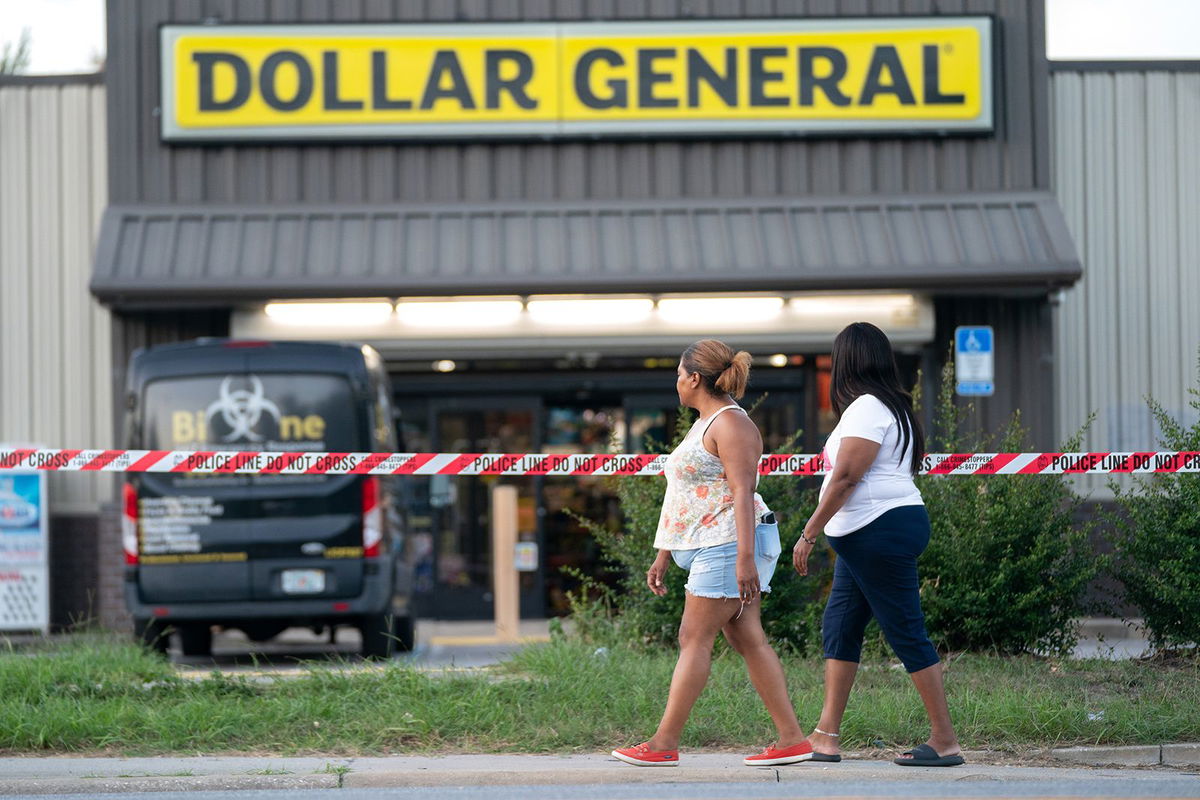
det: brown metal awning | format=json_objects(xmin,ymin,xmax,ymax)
[{"xmin": 91, "ymin": 191, "xmax": 1081, "ymax": 307}]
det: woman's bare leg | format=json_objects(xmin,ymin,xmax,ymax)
[
  {"xmin": 898, "ymin": 663, "xmax": 961, "ymax": 758},
  {"xmin": 806, "ymin": 658, "xmax": 859, "ymax": 757},
  {"xmin": 722, "ymin": 601, "xmax": 805, "ymax": 747},
  {"xmin": 647, "ymin": 594, "xmax": 740, "ymax": 750}
]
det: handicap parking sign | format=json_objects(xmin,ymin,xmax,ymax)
[{"xmin": 955, "ymin": 326, "xmax": 994, "ymax": 396}]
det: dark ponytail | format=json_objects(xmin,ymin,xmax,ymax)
[{"xmin": 829, "ymin": 322, "xmax": 924, "ymax": 474}]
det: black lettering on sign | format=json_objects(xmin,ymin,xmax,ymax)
[
  {"xmin": 638, "ymin": 48, "xmax": 678, "ymax": 109},
  {"xmin": 748, "ymin": 47, "xmax": 789, "ymax": 107},
  {"xmin": 486, "ymin": 49, "xmax": 536, "ymax": 110},
  {"xmin": 371, "ymin": 50, "xmax": 413, "ymax": 110},
  {"xmin": 323, "ymin": 51, "xmax": 363, "ymax": 110},
  {"xmin": 687, "ymin": 48, "xmax": 737, "ymax": 108},
  {"xmin": 260, "ymin": 51, "xmax": 314, "ymax": 111},
  {"xmin": 194, "ymin": 52, "xmax": 251, "ymax": 111},
  {"xmin": 798, "ymin": 47, "xmax": 851, "ymax": 107},
  {"xmin": 923, "ymin": 44, "xmax": 965, "ymax": 105},
  {"xmin": 420, "ymin": 50, "xmax": 476, "ymax": 110},
  {"xmin": 574, "ymin": 48, "xmax": 627, "ymax": 109},
  {"xmin": 859, "ymin": 45, "xmax": 916, "ymax": 106}
]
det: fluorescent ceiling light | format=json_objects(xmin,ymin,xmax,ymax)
[
  {"xmin": 527, "ymin": 296, "xmax": 654, "ymax": 326},
  {"xmin": 789, "ymin": 294, "xmax": 916, "ymax": 316},
  {"xmin": 396, "ymin": 297, "xmax": 523, "ymax": 328},
  {"xmin": 264, "ymin": 300, "xmax": 393, "ymax": 326},
  {"xmin": 657, "ymin": 296, "xmax": 784, "ymax": 324}
]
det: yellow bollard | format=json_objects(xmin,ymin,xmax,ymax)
[{"xmin": 490, "ymin": 483, "xmax": 520, "ymax": 643}]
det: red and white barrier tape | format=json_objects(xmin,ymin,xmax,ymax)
[{"xmin": 2, "ymin": 449, "xmax": 1198, "ymax": 476}]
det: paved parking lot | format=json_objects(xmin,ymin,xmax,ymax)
[{"xmin": 168, "ymin": 619, "xmax": 553, "ymax": 676}]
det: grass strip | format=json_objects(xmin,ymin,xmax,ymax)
[{"xmin": 0, "ymin": 634, "xmax": 1196, "ymax": 755}]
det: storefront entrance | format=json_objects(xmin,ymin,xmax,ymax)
[{"xmin": 394, "ymin": 362, "xmax": 805, "ymax": 620}]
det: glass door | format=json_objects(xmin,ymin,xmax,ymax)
[
  {"xmin": 539, "ymin": 397, "xmax": 626, "ymax": 614},
  {"xmin": 420, "ymin": 396, "xmax": 544, "ymax": 619}
]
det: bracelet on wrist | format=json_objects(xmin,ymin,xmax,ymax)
[{"xmin": 800, "ymin": 532, "xmax": 818, "ymax": 545}]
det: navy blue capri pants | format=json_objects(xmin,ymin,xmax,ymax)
[{"xmin": 822, "ymin": 505, "xmax": 940, "ymax": 674}]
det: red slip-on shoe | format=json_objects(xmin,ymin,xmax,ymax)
[
  {"xmin": 611, "ymin": 742, "xmax": 679, "ymax": 766},
  {"xmin": 744, "ymin": 740, "xmax": 814, "ymax": 766}
]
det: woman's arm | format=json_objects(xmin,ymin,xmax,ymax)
[
  {"xmin": 710, "ymin": 415, "xmax": 764, "ymax": 602},
  {"xmin": 793, "ymin": 436, "xmax": 880, "ymax": 576}
]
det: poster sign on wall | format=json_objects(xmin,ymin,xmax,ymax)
[
  {"xmin": 160, "ymin": 17, "xmax": 994, "ymax": 141},
  {"xmin": 0, "ymin": 462, "xmax": 50, "ymax": 633},
  {"xmin": 955, "ymin": 326, "xmax": 996, "ymax": 397}
]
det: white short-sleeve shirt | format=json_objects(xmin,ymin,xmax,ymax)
[{"xmin": 819, "ymin": 394, "xmax": 924, "ymax": 537}]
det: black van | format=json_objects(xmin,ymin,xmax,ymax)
[{"xmin": 122, "ymin": 339, "xmax": 414, "ymax": 658}]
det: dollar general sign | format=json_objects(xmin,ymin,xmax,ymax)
[{"xmin": 160, "ymin": 19, "xmax": 994, "ymax": 141}]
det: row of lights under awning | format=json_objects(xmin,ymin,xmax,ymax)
[
  {"xmin": 236, "ymin": 291, "xmax": 935, "ymax": 364},
  {"xmin": 262, "ymin": 293, "xmax": 922, "ymax": 329},
  {"xmin": 424, "ymin": 353, "xmax": 800, "ymax": 374}
]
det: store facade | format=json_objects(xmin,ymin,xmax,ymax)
[{"xmin": 88, "ymin": 0, "xmax": 1080, "ymax": 620}]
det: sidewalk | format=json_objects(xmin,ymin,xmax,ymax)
[{"xmin": 0, "ymin": 751, "xmax": 1196, "ymax": 795}]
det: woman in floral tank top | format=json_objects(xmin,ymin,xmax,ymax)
[{"xmin": 612, "ymin": 340, "xmax": 814, "ymax": 769}]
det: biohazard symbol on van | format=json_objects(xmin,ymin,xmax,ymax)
[{"xmin": 206, "ymin": 376, "xmax": 282, "ymax": 443}]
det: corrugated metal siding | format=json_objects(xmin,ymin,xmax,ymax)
[
  {"xmin": 1052, "ymin": 69, "xmax": 1200, "ymax": 492},
  {"xmin": 0, "ymin": 81, "xmax": 112, "ymax": 512},
  {"xmin": 106, "ymin": 0, "xmax": 1051, "ymax": 205}
]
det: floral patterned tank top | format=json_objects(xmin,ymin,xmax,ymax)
[{"xmin": 653, "ymin": 404, "xmax": 769, "ymax": 551}]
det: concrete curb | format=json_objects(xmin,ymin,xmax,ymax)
[
  {"xmin": 1049, "ymin": 743, "xmax": 1200, "ymax": 768},
  {"xmin": 1163, "ymin": 743, "xmax": 1200, "ymax": 767}
]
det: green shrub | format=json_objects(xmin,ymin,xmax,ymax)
[
  {"xmin": 567, "ymin": 406, "xmax": 830, "ymax": 654},
  {"xmin": 1107, "ymin": 352, "xmax": 1200, "ymax": 652},
  {"xmin": 916, "ymin": 360, "xmax": 1102, "ymax": 656}
]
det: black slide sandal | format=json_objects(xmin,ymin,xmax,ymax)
[
  {"xmin": 810, "ymin": 752, "xmax": 842, "ymax": 763},
  {"xmin": 894, "ymin": 743, "xmax": 965, "ymax": 767}
]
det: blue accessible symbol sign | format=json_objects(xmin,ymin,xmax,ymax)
[{"xmin": 955, "ymin": 326, "xmax": 994, "ymax": 397}]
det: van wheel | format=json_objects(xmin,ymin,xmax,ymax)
[
  {"xmin": 359, "ymin": 613, "xmax": 395, "ymax": 659},
  {"xmin": 393, "ymin": 614, "xmax": 415, "ymax": 653},
  {"xmin": 179, "ymin": 624, "xmax": 213, "ymax": 657},
  {"xmin": 134, "ymin": 618, "xmax": 170, "ymax": 656}
]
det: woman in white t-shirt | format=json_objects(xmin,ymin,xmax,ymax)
[{"xmin": 792, "ymin": 322, "xmax": 964, "ymax": 768}]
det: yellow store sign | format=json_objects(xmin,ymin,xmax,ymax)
[{"xmin": 160, "ymin": 18, "xmax": 993, "ymax": 141}]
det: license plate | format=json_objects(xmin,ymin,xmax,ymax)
[{"xmin": 281, "ymin": 569, "xmax": 325, "ymax": 594}]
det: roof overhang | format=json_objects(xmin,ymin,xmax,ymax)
[{"xmin": 91, "ymin": 191, "xmax": 1082, "ymax": 308}]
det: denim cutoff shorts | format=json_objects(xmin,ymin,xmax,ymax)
[{"xmin": 670, "ymin": 521, "xmax": 782, "ymax": 599}]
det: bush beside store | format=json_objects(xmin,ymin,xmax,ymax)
[
  {"xmin": 916, "ymin": 363, "xmax": 1101, "ymax": 657},
  {"xmin": 1107, "ymin": 354, "xmax": 1200, "ymax": 652}
]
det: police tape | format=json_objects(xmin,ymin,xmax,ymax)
[{"xmin": 1, "ymin": 449, "xmax": 1199, "ymax": 476}]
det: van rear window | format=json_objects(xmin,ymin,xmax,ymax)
[{"xmin": 143, "ymin": 374, "xmax": 361, "ymax": 452}]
